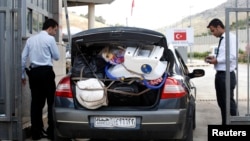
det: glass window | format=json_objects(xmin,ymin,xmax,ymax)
[
  {"xmin": 14, "ymin": 12, "xmax": 18, "ymax": 31},
  {"xmin": 48, "ymin": 0, "xmax": 52, "ymax": 12},
  {"xmin": 32, "ymin": 0, "xmax": 37, "ymax": 6},
  {"xmin": 44, "ymin": 0, "xmax": 48, "ymax": 11},
  {"xmin": 0, "ymin": 12, "xmax": 6, "ymax": 116},
  {"xmin": 38, "ymin": 0, "xmax": 43, "ymax": 9},
  {"xmin": 38, "ymin": 14, "xmax": 44, "ymax": 31},
  {"xmin": 26, "ymin": 0, "xmax": 52, "ymax": 34},
  {"xmin": 175, "ymin": 49, "xmax": 189, "ymax": 75},
  {"xmin": 14, "ymin": 0, "xmax": 18, "ymax": 8},
  {"xmin": 27, "ymin": 9, "xmax": 32, "ymax": 34},
  {"xmin": 0, "ymin": 1, "xmax": 7, "ymax": 6},
  {"xmin": 32, "ymin": 11, "xmax": 38, "ymax": 33}
]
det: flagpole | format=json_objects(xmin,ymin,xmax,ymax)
[
  {"xmin": 130, "ymin": 0, "xmax": 134, "ymax": 27},
  {"xmin": 126, "ymin": 17, "xmax": 128, "ymax": 26},
  {"xmin": 131, "ymin": 0, "xmax": 134, "ymax": 16}
]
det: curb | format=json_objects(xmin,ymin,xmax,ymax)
[
  {"xmin": 187, "ymin": 63, "xmax": 210, "ymax": 67},
  {"xmin": 186, "ymin": 59, "xmax": 210, "ymax": 67}
]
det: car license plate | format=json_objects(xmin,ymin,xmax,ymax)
[{"xmin": 94, "ymin": 116, "xmax": 136, "ymax": 128}]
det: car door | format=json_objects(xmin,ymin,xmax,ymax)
[{"xmin": 174, "ymin": 49, "xmax": 196, "ymax": 98}]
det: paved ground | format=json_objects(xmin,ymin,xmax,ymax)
[
  {"xmin": 187, "ymin": 60, "xmax": 220, "ymax": 141},
  {"xmin": 189, "ymin": 59, "xmax": 250, "ymax": 141},
  {"xmin": 25, "ymin": 59, "xmax": 250, "ymax": 141}
]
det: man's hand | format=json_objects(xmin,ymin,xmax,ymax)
[
  {"xmin": 22, "ymin": 78, "xmax": 26, "ymax": 85},
  {"xmin": 205, "ymin": 56, "xmax": 217, "ymax": 64}
]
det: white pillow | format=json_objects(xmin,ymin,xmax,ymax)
[{"xmin": 75, "ymin": 78, "xmax": 108, "ymax": 109}]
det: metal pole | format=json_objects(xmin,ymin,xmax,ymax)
[
  {"xmin": 17, "ymin": 0, "xmax": 23, "ymax": 140},
  {"xmin": 189, "ymin": 5, "xmax": 193, "ymax": 27},
  {"xmin": 189, "ymin": 6, "xmax": 193, "ymax": 63},
  {"xmin": 126, "ymin": 17, "xmax": 128, "ymax": 26},
  {"xmin": 190, "ymin": 45, "xmax": 192, "ymax": 63},
  {"xmin": 247, "ymin": 0, "xmax": 250, "ymax": 117},
  {"xmin": 225, "ymin": 7, "xmax": 230, "ymax": 125},
  {"xmin": 63, "ymin": 0, "xmax": 71, "ymax": 51}
]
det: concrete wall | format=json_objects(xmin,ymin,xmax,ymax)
[{"xmin": 189, "ymin": 29, "xmax": 250, "ymax": 53}]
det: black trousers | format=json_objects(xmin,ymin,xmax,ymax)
[
  {"xmin": 27, "ymin": 66, "xmax": 55, "ymax": 137},
  {"xmin": 215, "ymin": 71, "xmax": 237, "ymax": 125}
]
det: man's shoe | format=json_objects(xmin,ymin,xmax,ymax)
[
  {"xmin": 46, "ymin": 127, "xmax": 54, "ymax": 140},
  {"xmin": 32, "ymin": 136, "xmax": 42, "ymax": 140},
  {"xmin": 47, "ymin": 135, "xmax": 54, "ymax": 140},
  {"xmin": 41, "ymin": 128, "xmax": 48, "ymax": 137},
  {"xmin": 32, "ymin": 130, "xmax": 47, "ymax": 140},
  {"xmin": 46, "ymin": 131, "xmax": 54, "ymax": 140}
]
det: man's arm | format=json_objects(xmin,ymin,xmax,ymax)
[
  {"xmin": 50, "ymin": 38, "xmax": 60, "ymax": 61},
  {"xmin": 21, "ymin": 42, "xmax": 29, "ymax": 85}
]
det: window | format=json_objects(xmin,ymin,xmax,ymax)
[
  {"xmin": 44, "ymin": 0, "xmax": 48, "ymax": 11},
  {"xmin": 175, "ymin": 49, "xmax": 189, "ymax": 75},
  {"xmin": 32, "ymin": 0, "xmax": 37, "ymax": 6},
  {"xmin": 27, "ymin": 9, "xmax": 32, "ymax": 34},
  {"xmin": 26, "ymin": 0, "xmax": 53, "ymax": 35},
  {"xmin": 32, "ymin": 11, "xmax": 38, "ymax": 33},
  {"xmin": 38, "ymin": 0, "xmax": 43, "ymax": 8},
  {"xmin": 38, "ymin": 14, "xmax": 44, "ymax": 31}
]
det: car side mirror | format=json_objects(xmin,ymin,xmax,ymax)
[{"xmin": 188, "ymin": 69, "xmax": 205, "ymax": 78}]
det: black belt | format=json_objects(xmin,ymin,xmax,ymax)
[
  {"xmin": 216, "ymin": 71, "xmax": 234, "ymax": 74},
  {"xmin": 30, "ymin": 65, "xmax": 52, "ymax": 70}
]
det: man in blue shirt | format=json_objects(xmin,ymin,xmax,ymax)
[{"xmin": 21, "ymin": 18, "xmax": 60, "ymax": 140}]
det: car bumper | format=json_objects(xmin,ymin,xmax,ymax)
[{"xmin": 54, "ymin": 108, "xmax": 187, "ymax": 140}]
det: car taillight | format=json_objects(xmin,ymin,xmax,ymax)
[
  {"xmin": 55, "ymin": 75, "xmax": 73, "ymax": 98},
  {"xmin": 161, "ymin": 77, "xmax": 187, "ymax": 99}
]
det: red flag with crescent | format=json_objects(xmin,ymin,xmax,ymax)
[
  {"xmin": 174, "ymin": 32, "xmax": 187, "ymax": 40},
  {"xmin": 131, "ymin": 0, "xmax": 135, "ymax": 16}
]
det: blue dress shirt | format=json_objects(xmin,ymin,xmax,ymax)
[{"xmin": 21, "ymin": 31, "xmax": 60, "ymax": 79}]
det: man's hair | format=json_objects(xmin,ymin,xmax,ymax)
[
  {"xmin": 207, "ymin": 18, "xmax": 224, "ymax": 29},
  {"xmin": 42, "ymin": 18, "xmax": 58, "ymax": 30}
]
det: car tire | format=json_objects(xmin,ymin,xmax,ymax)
[
  {"xmin": 190, "ymin": 95, "xmax": 196, "ymax": 130},
  {"xmin": 184, "ymin": 118, "xmax": 193, "ymax": 141},
  {"xmin": 183, "ymin": 99, "xmax": 195, "ymax": 141},
  {"xmin": 193, "ymin": 108, "xmax": 196, "ymax": 130},
  {"xmin": 54, "ymin": 131, "xmax": 72, "ymax": 141}
]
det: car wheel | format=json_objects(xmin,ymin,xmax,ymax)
[
  {"xmin": 54, "ymin": 131, "xmax": 72, "ymax": 141},
  {"xmin": 54, "ymin": 135, "xmax": 72, "ymax": 141},
  {"xmin": 190, "ymin": 95, "xmax": 196, "ymax": 130},
  {"xmin": 193, "ymin": 106, "xmax": 196, "ymax": 130},
  {"xmin": 183, "ymin": 99, "xmax": 195, "ymax": 141},
  {"xmin": 183, "ymin": 115, "xmax": 194, "ymax": 141}
]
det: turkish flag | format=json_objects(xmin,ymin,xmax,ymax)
[
  {"xmin": 131, "ymin": 0, "xmax": 135, "ymax": 16},
  {"xmin": 174, "ymin": 32, "xmax": 187, "ymax": 40}
]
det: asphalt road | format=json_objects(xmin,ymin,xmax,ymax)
[{"xmin": 190, "ymin": 61, "xmax": 250, "ymax": 141}]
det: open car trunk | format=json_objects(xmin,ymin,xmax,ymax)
[{"xmin": 69, "ymin": 27, "xmax": 169, "ymax": 109}]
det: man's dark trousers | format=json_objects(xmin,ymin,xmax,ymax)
[
  {"xmin": 215, "ymin": 71, "xmax": 237, "ymax": 125},
  {"xmin": 28, "ymin": 66, "xmax": 55, "ymax": 138}
]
